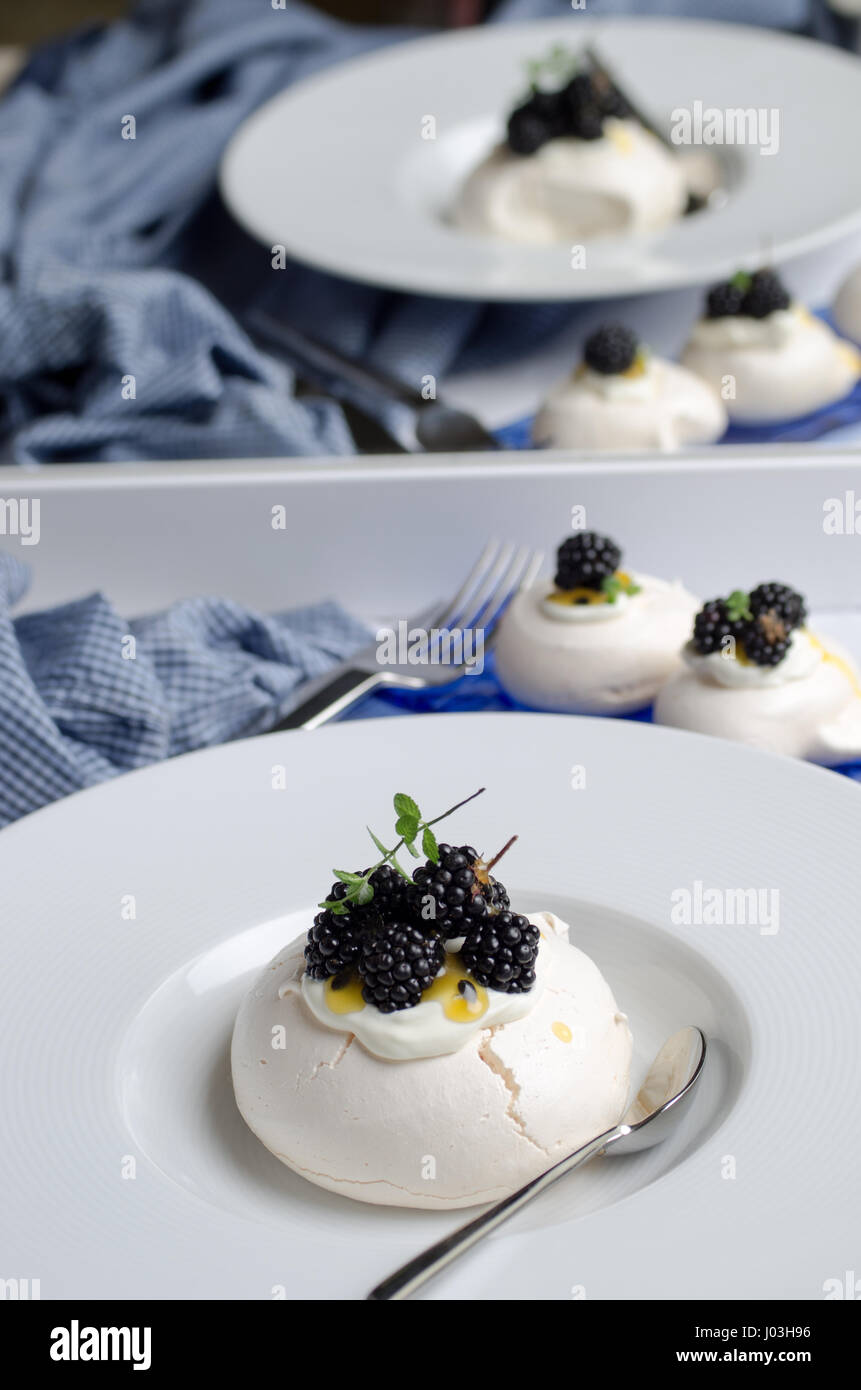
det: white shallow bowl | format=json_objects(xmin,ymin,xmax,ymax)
[
  {"xmin": 220, "ymin": 18, "xmax": 861, "ymax": 301},
  {"xmin": 0, "ymin": 713, "xmax": 859, "ymax": 1300}
]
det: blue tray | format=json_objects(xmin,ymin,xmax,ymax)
[{"xmin": 342, "ymin": 651, "xmax": 861, "ymax": 785}]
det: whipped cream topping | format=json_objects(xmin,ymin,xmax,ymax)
[
  {"xmin": 541, "ymin": 588, "xmax": 632, "ymax": 623},
  {"xmin": 578, "ymin": 361, "xmax": 657, "ymax": 403},
  {"xmin": 688, "ymin": 306, "xmax": 802, "ymax": 351},
  {"xmin": 684, "ymin": 628, "xmax": 823, "ymax": 689},
  {"xmin": 532, "ymin": 357, "xmax": 727, "ymax": 452},
  {"xmin": 295, "ymin": 912, "xmax": 561, "ymax": 1062},
  {"xmin": 452, "ymin": 118, "xmax": 686, "ymax": 245}
]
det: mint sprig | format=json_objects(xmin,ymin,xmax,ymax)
[
  {"xmin": 525, "ymin": 43, "xmax": 579, "ymax": 94},
  {"xmin": 726, "ymin": 589, "xmax": 752, "ymax": 623},
  {"xmin": 601, "ymin": 573, "xmax": 643, "ymax": 604},
  {"xmin": 319, "ymin": 788, "xmax": 485, "ymax": 916},
  {"xmin": 730, "ymin": 271, "xmax": 753, "ymax": 292}
]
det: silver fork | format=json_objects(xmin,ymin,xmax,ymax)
[
  {"xmin": 247, "ymin": 312, "xmax": 500, "ymax": 453},
  {"xmin": 266, "ymin": 541, "xmax": 543, "ymax": 732}
]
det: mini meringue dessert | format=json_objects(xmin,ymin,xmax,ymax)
[
  {"xmin": 494, "ymin": 531, "xmax": 699, "ymax": 715},
  {"xmin": 654, "ymin": 583, "xmax": 861, "ymax": 764},
  {"xmin": 833, "ymin": 261, "xmax": 861, "ymax": 344},
  {"xmin": 533, "ymin": 323, "xmax": 727, "ymax": 451},
  {"xmin": 232, "ymin": 790, "xmax": 632, "ymax": 1209},
  {"xmin": 452, "ymin": 59, "xmax": 688, "ymax": 245},
  {"xmin": 681, "ymin": 269, "xmax": 861, "ymax": 423}
]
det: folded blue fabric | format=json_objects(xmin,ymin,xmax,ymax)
[
  {"xmin": 0, "ymin": 552, "xmax": 369, "ymax": 825},
  {"xmin": 0, "ymin": 0, "xmax": 808, "ymax": 464}
]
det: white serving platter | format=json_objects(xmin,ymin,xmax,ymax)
[{"xmin": 0, "ymin": 448, "xmax": 859, "ymax": 622}]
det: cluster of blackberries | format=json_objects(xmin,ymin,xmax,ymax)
[
  {"xmin": 305, "ymin": 843, "xmax": 539, "ymax": 1012},
  {"xmin": 554, "ymin": 530, "xmax": 622, "ymax": 592},
  {"xmin": 706, "ymin": 269, "xmax": 791, "ymax": 321},
  {"xmin": 691, "ymin": 583, "xmax": 807, "ymax": 667},
  {"xmin": 507, "ymin": 69, "xmax": 631, "ymax": 156}
]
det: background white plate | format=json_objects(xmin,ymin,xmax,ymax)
[
  {"xmin": 220, "ymin": 18, "xmax": 861, "ymax": 301},
  {"xmin": 1, "ymin": 713, "xmax": 859, "ymax": 1299}
]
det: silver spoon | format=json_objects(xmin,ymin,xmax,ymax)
[{"xmin": 367, "ymin": 1025, "xmax": 706, "ymax": 1301}]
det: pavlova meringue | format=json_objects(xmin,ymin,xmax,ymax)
[
  {"xmin": 833, "ymin": 261, "xmax": 861, "ymax": 344},
  {"xmin": 533, "ymin": 323, "xmax": 727, "ymax": 451},
  {"xmin": 494, "ymin": 530, "xmax": 699, "ymax": 714},
  {"xmin": 681, "ymin": 269, "xmax": 861, "ymax": 423},
  {"xmin": 232, "ymin": 795, "xmax": 632, "ymax": 1209},
  {"xmin": 654, "ymin": 582, "xmax": 861, "ymax": 764}
]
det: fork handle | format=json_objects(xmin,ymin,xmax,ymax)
[
  {"xmin": 268, "ymin": 667, "xmax": 384, "ymax": 732},
  {"xmin": 367, "ymin": 1124, "xmax": 624, "ymax": 1301}
]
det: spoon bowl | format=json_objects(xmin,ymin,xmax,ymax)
[
  {"xmin": 368, "ymin": 1026, "xmax": 707, "ymax": 1300},
  {"xmin": 614, "ymin": 1024, "xmax": 707, "ymax": 1154}
]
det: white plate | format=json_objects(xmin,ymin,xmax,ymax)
[
  {"xmin": 220, "ymin": 18, "xmax": 861, "ymax": 302},
  {"xmin": 1, "ymin": 712, "xmax": 859, "ymax": 1299}
]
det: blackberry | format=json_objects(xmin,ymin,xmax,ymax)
[
  {"xmin": 358, "ymin": 921, "xmax": 445, "ymax": 1012},
  {"xmin": 591, "ymin": 72, "xmax": 631, "ymax": 120},
  {"xmin": 530, "ymin": 88, "xmax": 568, "ymax": 129},
  {"xmin": 407, "ymin": 842, "xmax": 511, "ymax": 938},
  {"xmin": 739, "ymin": 611, "xmax": 793, "ymax": 666},
  {"xmin": 562, "ymin": 73, "xmax": 605, "ymax": 139},
  {"xmin": 748, "ymin": 582, "xmax": 806, "ymax": 631},
  {"xmin": 563, "ymin": 72, "xmax": 596, "ymax": 115},
  {"xmin": 554, "ymin": 531, "xmax": 622, "ymax": 592},
  {"xmin": 572, "ymin": 102, "xmax": 604, "ymax": 141},
  {"xmin": 304, "ymin": 863, "xmax": 408, "ymax": 980},
  {"xmin": 691, "ymin": 599, "xmax": 748, "ymax": 658},
  {"xmin": 706, "ymin": 280, "xmax": 746, "ymax": 319},
  {"xmin": 741, "ymin": 269, "xmax": 791, "ymax": 320},
  {"xmin": 507, "ymin": 90, "xmax": 565, "ymax": 155},
  {"xmin": 507, "ymin": 102, "xmax": 552, "ymax": 156},
  {"xmin": 461, "ymin": 911, "xmax": 541, "ymax": 994},
  {"xmin": 583, "ymin": 323, "xmax": 639, "ymax": 375},
  {"xmin": 304, "ymin": 909, "xmax": 365, "ymax": 981}
]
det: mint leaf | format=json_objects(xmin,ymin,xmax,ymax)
[
  {"xmin": 422, "ymin": 826, "xmax": 439, "ymax": 863},
  {"xmin": 393, "ymin": 792, "xmax": 420, "ymax": 822},
  {"xmin": 347, "ymin": 879, "xmax": 374, "ymax": 906},
  {"xmin": 601, "ymin": 575, "xmax": 622, "ymax": 603},
  {"xmin": 730, "ymin": 270, "xmax": 752, "ymax": 291},
  {"xmin": 726, "ymin": 589, "xmax": 752, "ymax": 622},
  {"xmin": 395, "ymin": 813, "xmax": 420, "ymax": 843},
  {"xmin": 367, "ymin": 827, "xmax": 389, "ymax": 859},
  {"xmin": 332, "ymin": 869, "xmax": 364, "ymax": 885},
  {"xmin": 404, "ymin": 839, "xmax": 420, "ymax": 859}
]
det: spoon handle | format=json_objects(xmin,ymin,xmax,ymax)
[{"xmin": 367, "ymin": 1123, "xmax": 626, "ymax": 1301}]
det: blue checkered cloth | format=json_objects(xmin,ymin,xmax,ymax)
[
  {"xmin": 0, "ymin": 553, "xmax": 370, "ymax": 825},
  {"xmin": 0, "ymin": 0, "xmax": 810, "ymax": 464}
]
